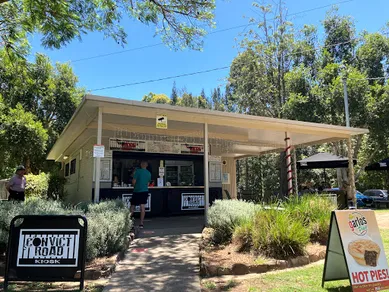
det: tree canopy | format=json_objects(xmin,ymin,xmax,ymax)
[{"xmin": 0, "ymin": 0, "xmax": 216, "ymax": 54}]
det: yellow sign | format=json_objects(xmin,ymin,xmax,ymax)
[
  {"xmin": 322, "ymin": 210, "xmax": 389, "ymax": 291},
  {"xmin": 156, "ymin": 115, "xmax": 167, "ymax": 129}
]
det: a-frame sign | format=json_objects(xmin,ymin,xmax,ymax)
[{"xmin": 322, "ymin": 210, "xmax": 389, "ymax": 291}]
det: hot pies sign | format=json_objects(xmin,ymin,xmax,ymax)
[{"xmin": 322, "ymin": 210, "xmax": 389, "ymax": 292}]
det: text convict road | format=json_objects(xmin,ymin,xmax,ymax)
[{"xmin": 17, "ymin": 229, "xmax": 80, "ymax": 267}]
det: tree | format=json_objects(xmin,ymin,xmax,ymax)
[
  {"xmin": 142, "ymin": 92, "xmax": 170, "ymax": 104},
  {"xmin": 322, "ymin": 7, "xmax": 357, "ymax": 65},
  {"xmin": 180, "ymin": 92, "xmax": 196, "ymax": 107},
  {"xmin": 0, "ymin": 51, "xmax": 84, "ymax": 148},
  {"xmin": 0, "ymin": 103, "xmax": 48, "ymax": 174},
  {"xmin": 170, "ymin": 82, "xmax": 179, "ymax": 105},
  {"xmin": 0, "ymin": 0, "xmax": 216, "ymax": 54}
]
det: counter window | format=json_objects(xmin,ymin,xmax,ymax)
[{"xmin": 112, "ymin": 152, "xmax": 204, "ymax": 187}]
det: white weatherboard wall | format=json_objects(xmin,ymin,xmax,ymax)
[
  {"xmin": 222, "ymin": 157, "xmax": 237, "ymax": 199},
  {"xmin": 64, "ymin": 137, "xmax": 94, "ymax": 204}
]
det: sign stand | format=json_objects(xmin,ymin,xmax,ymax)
[
  {"xmin": 322, "ymin": 212, "xmax": 350, "ymax": 287},
  {"xmin": 4, "ymin": 215, "xmax": 88, "ymax": 291},
  {"xmin": 322, "ymin": 210, "xmax": 389, "ymax": 291}
]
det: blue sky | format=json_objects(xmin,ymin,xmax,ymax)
[{"xmin": 28, "ymin": 0, "xmax": 389, "ymax": 101}]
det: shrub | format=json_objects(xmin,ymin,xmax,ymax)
[
  {"xmin": 0, "ymin": 199, "xmax": 132, "ymax": 261},
  {"xmin": 232, "ymin": 219, "xmax": 253, "ymax": 252},
  {"xmin": 251, "ymin": 209, "xmax": 310, "ymax": 260},
  {"xmin": 86, "ymin": 201, "xmax": 131, "ymax": 261},
  {"xmin": 25, "ymin": 172, "xmax": 49, "ymax": 198},
  {"xmin": 47, "ymin": 173, "xmax": 67, "ymax": 200},
  {"xmin": 284, "ymin": 195, "xmax": 333, "ymax": 244},
  {"xmin": 207, "ymin": 200, "xmax": 259, "ymax": 244}
]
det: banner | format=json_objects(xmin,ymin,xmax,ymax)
[{"xmin": 322, "ymin": 210, "xmax": 389, "ymax": 292}]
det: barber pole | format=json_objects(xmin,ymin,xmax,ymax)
[{"xmin": 285, "ymin": 133, "xmax": 293, "ymax": 196}]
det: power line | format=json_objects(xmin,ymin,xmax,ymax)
[
  {"xmin": 90, "ymin": 34, "xmax": 366, "ymax": 92},
  {"xmin": 72, "ymin": 0, "xmax": 354, "ymax": 64},
  {"xmin": 90, "ymin": 66, "xmax": 230, "ymax": 92}
]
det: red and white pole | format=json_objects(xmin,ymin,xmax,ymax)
[{"xmin": 285, "ymin": 132, "xmax": 293, "ymax": 196}]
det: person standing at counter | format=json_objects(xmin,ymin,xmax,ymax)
[{"xmin": 131, "ymin": 161, "xmax": 151, "ymax": 228}]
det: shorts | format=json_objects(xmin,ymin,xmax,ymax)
[
  {"xmin": 8, "ymin": 190, "xmax": 25, "ymax": 201},
  {"xmin": 131, "ymin": 192, "xmax": 149, "ymax": 206}
]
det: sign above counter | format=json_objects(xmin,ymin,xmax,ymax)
[{"xmin": 109, "ymin": 138, "xmax": 206, "ymax": 155}]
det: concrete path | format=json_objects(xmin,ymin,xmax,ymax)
[{"xmin": 104, "ymin": 216, "xmax": 204, "ymax": 292}]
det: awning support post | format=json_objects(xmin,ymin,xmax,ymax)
[
  {"xmin": 94, "ymin": 107, "xmax": 102, "ymax": 203},
  {"xmin": 347, "ymin": 137, "xmax": 356, "ymax": 207},
  {"xmin": 204, "ymin": 123, "xmax": 209, "ymax": 225},
  {"xmin": 293, "ymin": 148, "xmax": 298, "ymax": 195},
  {"xmin": 285, "ymin": 132, "xmax": 293, "ymax": 196}
]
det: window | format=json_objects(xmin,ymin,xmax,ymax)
[
  {"xmin": 70, "ymin": 158, "xmax": 76, "ymax": 175},
  {"xmin": 65, "ymin": 163, "xmax": 70, "ymax": 177}
]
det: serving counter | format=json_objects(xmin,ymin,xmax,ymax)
[{"xmin": 93, "ymin": 186, "xmax": 222, "ymax": 217}]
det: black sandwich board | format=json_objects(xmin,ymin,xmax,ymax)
[
  {"xmin": 322, "ymin": 210, "xmax": 389, "ymax": 292},
  {"xmin": 4, "ymin": 215, "xmax": 87, "ymax": 291}
]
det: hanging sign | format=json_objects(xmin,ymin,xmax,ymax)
[
  {"xmin": 156, "ymin": 115, "xmax": 168, "ymax": 129},
  {"xmin": 322, "ymin": 210, "xmax": 389, "ymax": 291},
  {"xmin": 93, "ymin": 144, "xmax": 105, "ymax": 158},
  {"xmin": 4, "ymin": 215, "xmax": 87, "ymax": 291}
]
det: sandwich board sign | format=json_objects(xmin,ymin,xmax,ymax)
[
  {"xmin": 322, "ymin": 210, "xmax": 389, "ymax": 291},
  {"xmin": 4, "ymin": 215, "xmax": 87, "ymax": 291},
  {"xmin": 156, "ymin": 115, "xmax": 168, "ymax": 129}
]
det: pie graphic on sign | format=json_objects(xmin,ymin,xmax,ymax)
[{"xmin": 348, "ymin": 239, "xmax": 381, "ymax": 267}]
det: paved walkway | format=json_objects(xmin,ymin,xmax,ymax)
[{"xmin": 104, "ymin": 216, "xmax": 204, "ymax": 292}]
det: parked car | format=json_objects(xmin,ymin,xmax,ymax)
[
  {"xmin": 322, "ymin": 188, "xmax": 373, "ymax": 208},
  {"xmin": 356, "ymin": 191, "xmax": 373, "ymax": 208},
  {"xmin": 363, "ymin": 189, "xmax": 388, "ymax": 202}
]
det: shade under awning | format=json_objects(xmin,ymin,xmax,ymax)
[
  {"xmin": 297, "ymin": 152, "xmax": 357, "ymax": 169},
  {"xmin": 365, "ymin": 158, "xmax": 389, "ymax": 171}
]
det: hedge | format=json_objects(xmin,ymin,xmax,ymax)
[{"xmin": 0, "ymin": 199, "xmax": 132, "ymax": 261}]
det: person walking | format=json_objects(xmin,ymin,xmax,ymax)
[
  {"xmin": 6, "ymin": 165, "xmax": 27, "ymax": 201},
  {"xmin": 131, "ymin": 161, "xmax": 151, "ymax": 228}
]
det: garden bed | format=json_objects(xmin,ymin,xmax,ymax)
[
  {"xmin": 200, "ymin": 240, "xmax": 326, "ymax": 277},
  {"xmin": 202, "ymin": 196, "xmax": 334, "ymax": 278}
]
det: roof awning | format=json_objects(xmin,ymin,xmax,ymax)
[
  {"xmin": 297, "ymin": 152, "xmax": 357, "ymax": 169},
  {"xmin": 47, "ymin": 95, "xmax": 369, "ymax": 161},
  {"xmin": 365, "ymin": 158, "xmax": 389, "ymax": 171}
]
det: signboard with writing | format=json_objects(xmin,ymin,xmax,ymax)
[
  {"xmin": 146, "ymin": 141, "xmax": 181, "ymax": 154},
  {"xmin": 93, "ymin": 144, "xmax": 105, "ymax": 158},
  {"xmin": 181, "ymin": 193, "xmax": 205, "ymax": 210},
  {"xmin": 122, "ymin": 194, "xmax": 151, "ymax": 212},
  {"xmin": 156, "ymin": 115, "xmax": 168, "ymax": 129},
  {"xmin": 181, "ymin": 144, "xmax": 204, "ymax": 155},
  {"xmin": 109, "ymin": 138, "xmax": 146, "ymax": 152},
  {"xmin": 4, "ymin": 215, "xmax": 87, "ymax": 291},
  {"xmin": 322, "ymin": 210, "xmax": 389, "ymax": 291}
]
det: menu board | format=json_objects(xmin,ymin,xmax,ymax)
[
  {"xmin": 109, "ymin": 138, "xmax": 146, "ymax": 152},
  {"xmin": 146, "ymin": 141, "xmax": 181, "ymax": 154},
  {"xmin": 322, "ymin": 210, "xmax": 389, "ymax": 291},
  {"xmin": 93, "ymin": 158, "xmax": 112, "ymax": 182},
  {"xmin": 110, "ymin": 138, "xmax": 205, "ymax": 156},
  {"xmin": 209, "ymin": 161, "xmax": 222, "ymax": 182}
]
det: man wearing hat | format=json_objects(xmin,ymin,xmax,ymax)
[{"xmin": 6, "ymin": 165, "xmax": 27, "ymax": 201}]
